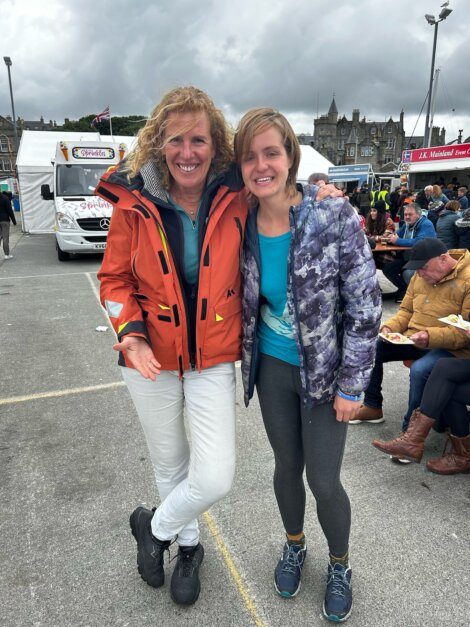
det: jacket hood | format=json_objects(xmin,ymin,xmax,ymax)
[
  {"xmin": 449, "ymin": 249, "xmax": 470, "ymax": 266},
  {"xmin": 455, "ymin": 215, "xmax": 470, "ymax": 230}
]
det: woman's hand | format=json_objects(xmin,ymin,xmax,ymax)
[
  {"xmin": 113, "ymin": 335, "xmax": 161, "ymax": 380},
  {"xmin": 333, "ymin": 394, "xmax": 361, "ymax": 422},
  {"xmin": 316, "ymin": 183, "xmax": 343, "ymax": 200}
]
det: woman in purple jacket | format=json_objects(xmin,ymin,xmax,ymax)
[{"xmin": 234, "ymin": 108, "xmax": 381, "ymax": 623}]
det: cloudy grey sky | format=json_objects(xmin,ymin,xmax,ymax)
[{"xmin": 1, "ymin": 0, "xmax": 469, "ymax": 141}]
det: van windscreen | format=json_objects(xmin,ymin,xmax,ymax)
[{"xmin": 57, "ymin": 164, "xmax": 109, "ymax": 196}]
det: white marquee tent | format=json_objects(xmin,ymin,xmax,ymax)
[
  {"xmin": 16, "ymin": 131, "xmax": 137, "ymax": 233},
  {"xmin": 297, "ymin": 145, "xmax": 334, "ymax": 183},
  {"xmin": 16, "ymin": 132, "xmax": 332, "ymax": 233}
]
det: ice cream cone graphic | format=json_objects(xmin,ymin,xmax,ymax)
[
  {"xmin": 60, "ymin": 141, "xmax": 69, "ymax": 161},
  {"xmin": 119, "ymin": 143, "xmax": 127, "ymax": 160}
]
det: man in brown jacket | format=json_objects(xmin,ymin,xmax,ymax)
[{"xmin": 351, "ymin": 238, "xmax": 470, "ymax": 436}]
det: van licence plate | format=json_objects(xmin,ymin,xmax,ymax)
[{"xmin": 94, "ymin": 243, "xmax": 107, "ymax": 250}]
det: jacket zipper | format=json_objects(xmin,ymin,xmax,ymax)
[
  {"xmin": 288, "ymin": 207, "xmax": 311, "ymax": 404},
  {"xmin": 246, "ymin": 214, "xmax": 261, "ymax": 397}
]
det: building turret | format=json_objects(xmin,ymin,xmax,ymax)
[{"xmin": 328, "ymin": 96, "xmax": 338, "ymax": 123}]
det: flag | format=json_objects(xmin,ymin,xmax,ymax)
[{"xmin": 91, "ymin": 106, "xmax": 110, "ymax": 127}]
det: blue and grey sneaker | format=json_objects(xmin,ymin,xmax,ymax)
[
  {"xmin": 274, "ymin": 538, "xmax": 307, "ymax": 598},
  {"xmin": 323, "ymin": 562, "xmax": 353, "ymax": 622}
]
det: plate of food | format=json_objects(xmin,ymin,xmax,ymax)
[
  {"xmin": 379, "ymin": 332, "xmax": 415, "ymax": 345},
  {"xmin": 438, "ymin": 314, "xmax": 470, "ymax": 331}
]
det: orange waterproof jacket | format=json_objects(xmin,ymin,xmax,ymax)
[{"xmin": 96, "ymin": 164, "xmax": 247, "ymax": 375}]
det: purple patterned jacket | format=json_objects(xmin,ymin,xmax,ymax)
[{"xmin": 241, "ymin": 184, "xmax": 382, "ymax": 408}]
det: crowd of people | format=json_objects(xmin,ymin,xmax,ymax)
[
  {"xmin": 346, "ymin": 183, "xmax": 470, "ymax": 474},
  {"xmin": 90, "ymin": 85, "xmax": 469, "ymax": 622}
]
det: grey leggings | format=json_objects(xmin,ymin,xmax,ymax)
[{"xmin": 256, "ymin": 354, "xmax": 351, "ymax": 556}]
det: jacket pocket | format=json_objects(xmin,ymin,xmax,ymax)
[{"xmin": 202, "ymin": 298, "xmax": 242, "ymax": 359}]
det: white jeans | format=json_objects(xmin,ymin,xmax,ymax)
[{"xmin": 121, "ymin": 362, "xmax": 236, "ymax": 546}]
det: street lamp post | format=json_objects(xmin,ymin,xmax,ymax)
[
  {"xmin": 423, "ymin": 5, "xmax": 453, "ymax": 147},
  {"xmin": 3, "ymin": 56, "xmax": 19, "ymax": 150}
]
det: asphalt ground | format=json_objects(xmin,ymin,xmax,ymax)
[{"xmin": 1, "ymin": 226, "xmax": 469, "ymax": 627}]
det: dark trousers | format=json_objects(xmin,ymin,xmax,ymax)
[
  {"xmin": 420, "ymin": 358, "xmax": 470, "ymax": 437},
  {"xmin": 256, "ymin": 354, "xmax": 350, "ymax": 556},
  {"xmin": 0, "ymin": 221, "xmax": 10, "ymax": 255},
  {"xmin": 364, "ymin": 340, "xmax": 454, "ymax": 430},
  {"xmin": 382, "ymin": 255, "xmax": 414, "ymax": 293}
]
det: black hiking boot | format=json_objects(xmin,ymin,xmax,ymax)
[
  {"xmin": 170, "ymin": 543, "xmax": 205, "ymax": 605},
  {"xmin": 129, "ymin": 506, "xmax": 171, "ymax": 588}
]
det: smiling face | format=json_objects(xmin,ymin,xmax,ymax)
[
  {"xmin": 370, "ymin": 208, "xmax": 378, "ymax": 220},
  {"xmin": 162, "ymin": 112, "xmax": 215, "ymax": 196},
  {"xmin": 240, "ymin": 126, "xmax": 292, "ymax": 203}
]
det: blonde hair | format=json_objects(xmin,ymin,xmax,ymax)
[
  {"xmin": 432, "ymin": 184, "xmax": 442, "ymax": 197},
  {"xmin": 125, "ymin": 86, "xmax": 233, "ymax": 188},
  {"xmin": 233, "ymin": 108, "xmax": 301, "ymax": 197}
]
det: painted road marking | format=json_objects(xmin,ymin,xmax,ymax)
[
  {"xmin": 204, "ymin": 512, "xmax": 267, "ymax": 627},
  {"xmin": 0, "ymin": 271, "xmax": 92, "ymax": 280},
  {"xmin": 0, "ymin": 382, "xmax": 125, "ymax": 406}
]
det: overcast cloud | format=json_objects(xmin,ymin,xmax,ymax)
[{"xmin": 1, "ymin": 0, "xmax": 469, "ymax": 141}]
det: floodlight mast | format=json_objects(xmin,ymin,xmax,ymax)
[{"xmin": 423, "ymin": 5, "xmax": 453, "ymax": 147}]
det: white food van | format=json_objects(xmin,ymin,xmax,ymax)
[{"xmin": 41, "ymin": 140, "xmax": 128, "ymax": 260}]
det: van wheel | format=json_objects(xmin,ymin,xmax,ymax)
[{"xmin": 57, "ymin": 243, "xmax": 71, "ymax": 261}]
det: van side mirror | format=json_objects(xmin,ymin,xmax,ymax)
[{"xmin": 41, "ymin": 184, "xmax": 54, "ymax": 200}]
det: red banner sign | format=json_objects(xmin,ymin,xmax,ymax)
[{"xmin": 402, "ymin": 143, "xmax": 470, "ymax": 163}]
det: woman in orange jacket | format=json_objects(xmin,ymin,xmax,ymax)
[{"xmin": 97, "ymin": 87, "xmax": 247, "ymax": 606}]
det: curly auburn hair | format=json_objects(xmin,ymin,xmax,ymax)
[
  {"xmin": 125, "ymin": 86, "xmax": 233, "ymax": 189},
  {"xmin": 233, "ymin": 107, "xmax": 301, "ymax": 198}
]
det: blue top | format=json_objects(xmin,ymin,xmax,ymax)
[
  {"xmin": 459, "ymin": 196, "xmax": 469, "ymax": 211},
  {"xmin": 168, "ymin": 197, "xmax": 200, "ymax": 285},
  {"xmin": 257, "ymin": 231, "xmax": 300, "ymax": 366},
  {"xmin": 395, "ymin": 216, "xmax": 436, "ymax": 247}
]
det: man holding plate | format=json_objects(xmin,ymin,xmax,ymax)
[{"xmin": 351, "ymin": 239, "xmax": 470, "ymax": 459}]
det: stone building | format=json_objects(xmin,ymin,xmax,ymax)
[
  {"xmin": 311, "ymin": 97, "xmax": 445, "ymax": 171},
  {"xmin": 0, "ymin": 115, "xmax": 57, "ymax": 178}
]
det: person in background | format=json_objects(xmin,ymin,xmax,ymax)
[
  {"xmin": 390, "ymin": 185, "xmax": 405, "ymax": 220},
  {"xmin": 357, "ymin": 183, "xmax": 372, "ymax": 217},
  {"xmin": 415, "ymin": 185, "xmax": 433, "ymax": 211},
  {"xmin": 381, "ymin": 203, "xmax": 436, "ymax": 302},
  {"xmin": 372, "ymin": 357, "xmax": 470, "ymax": 474},
  {"xmin": 431, "ymin": 184, "xmax": 449, "ymax": 205},
  {"xmin": 235, "ymin": 107, "xmax": 381, "ymax": 622},
  {"xmin": 457, "ymin": 186, "xmax": 469, "ymax": 212},
  {"xmin": 308, "ymin": 172, "xmax": 329, "ymax": 185},
  {"xmin": 455, "ymin": 207, "xmax": 470, "ymax": 250},
  {"xmin": 364, "ymin": 201, "xmax": 394, "ymax": 238},
  {"xmin": 435, "ymin": 200, "xmax": 460, "ymax": 250},
  {"xmin": 442, "ymin": 182, "xmax": 456, "ymax": 200},
  {"xmin": 364, "ymin": 200, "xmax": 395, "ymax": 268},
  {"xmin": 349, "ymin": 186, "xmax": 361, "ymax": 210},
  {"xmin": 0, "ymin": 190, "xmax": 17, "ymax": 260},
  {"xmin": 427, "ymin": 200, "xmax": 446, "ymax": 227},
  {"xmin": 352, "ymin": 239, "xmax": 470, "ymax": 444}
]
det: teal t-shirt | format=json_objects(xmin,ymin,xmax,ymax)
[
  {"xmin": 168, "ymin": 197, "xmax": 200, "ymax": 285},
  {"xmin": 257, "ymin": 231, "xmax": 300, "ymax": 366}
]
